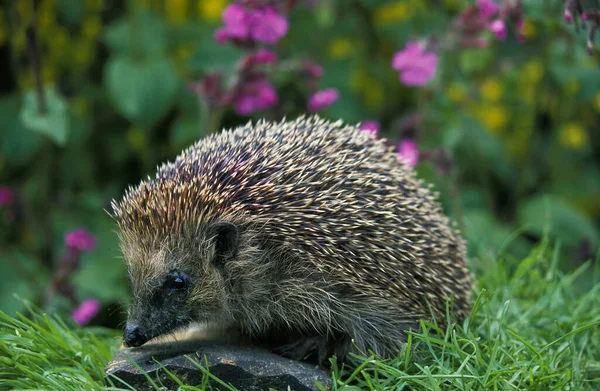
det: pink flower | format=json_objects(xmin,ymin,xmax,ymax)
[
  {"xmin": 71, "ymin": 299, "xmax": 100, "ymax": 325},
  {"xmin": 489, "ymin": 19, "xmax": 507, "ymax": 40},
  {"xmin": 234, "ymin": 79, "xmax": 278, "ymax": 115},
  {"xmin": 477, "ymin": 0, "xmax": 499, "ymax": 21},
  {"xmin": 249, "ymin": 7, "xmax": 288, "ymax": 45},
  {"xmin": 0, "ymin": 187, "xmax": 16, "ymax": 206},
  {"xmin": 564, "ymin": 9, "xmax": 573, "ymax": 23},
  {"xmin": 248, "ymin": 48, "xmax": 278, "ymax": 65},
  {"xmin": 392, "ymin": 41, "xmax": 438, "ymax": 87},
  {"xmin": 303, "ymin": 61, "xmax": 323, "ymax": 78},
  {"xmin": 216, "ymin": 4, "xmax": 251, "ymax": 42},
  {"xmin": 65, "ymin": 228, "xmax": 97, "ymax": 253},
  {"xmin": 307, "ymin": 88, "xmax": 339, "ymax": 112},
  {"xmin": 359, "ymin": 121, "xmax": 380, "ymax": 136},
  {"xmin": 214, "ymin": 28, "xmax": 229, "ymax": 44},
  {"xmin": 397, "ymin": 139, "xmax": 419, "ymax": 168},
  {"xmin": 222, "ymin": 4, "xmax": 252, "ymax": 39},
  {"xmin": 215, "ymin": 4, "xmax": 288, "ymax": 45}
]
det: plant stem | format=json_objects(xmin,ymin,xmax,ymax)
[
  {"xmin": 199, "ymin": 95, "xmax": 224, "ymax": 135},
  {"xmin": 38, "ymin": 142, "xmax": 58, "ymax": 270},
  {"xmin": 25, "ymin": 0, "xmax": 46, "ymax": 114},
  {"xmin": 23, "ymin": 0, "xmax": 57, "ymax": 275}
]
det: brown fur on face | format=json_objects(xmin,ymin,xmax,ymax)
[
  {"xmin": 118, "ymin": 223, "xmax": 232, "ymax": 343},
  {"xmin": 111, "ymin": 116, "xmax": 473, "ymax": 362}
]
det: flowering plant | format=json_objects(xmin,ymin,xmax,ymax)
[{"xmin": 0, "ymin": 0, "xmax": 598, "ymax": 327}]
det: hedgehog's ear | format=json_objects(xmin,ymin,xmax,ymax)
[{"xmin": 208, "ymin": 221, "xmax": 239, "ymax": 263}]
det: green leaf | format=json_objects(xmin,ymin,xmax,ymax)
[
  {"xmin": 186, "ymin": 27, "xmax": 245, "ymax": 76},
  {"xmin": 0, "ymin": 250, "xmax": 48, "ymax": 315},
  {"xmin": 441, "ymin": 124, "xmax": 464, "ymax": 151},
  {"xmin": 459, "ymin": 48, "xmax": 495, "ymax": 75},
  {"xmin": 457, "ymin": 116, "xmax": 515, "ymax": 183},
  {"xmin": 550, "ymin": 64, "xmax": 600, "ymax": 100},
  {"xmin": 319, "ymin": 59, "xmax": 371, "ymax": 123},
  {"xmin": 104, "ymin": 55, "xmax": 179, "ymax": 127},
  {"xmin": 521, "ymin": 0, "xmax": 557, "ymax": 21},
  {"xmin": 57, "ymin": 0, "xmax": 85, "ymax": 25},
  {"xmin": 103, "ymin": 12, "xmax": 167, "ymax": 56},
  {"xmin": 518, "ymin": 195, "xmax": 599, "ymax": 247},
  {"xmin": 170, "ymin": 116, "xmax": 203, "ymax": 148},
  {"xmin": 20, "ymin": 86, "xmax": 69, "ymax": 146},
  {"xmin": 315, "ymin": 0, "xmax": 335, "ymax": 27},
  {"xmin": 0, "ymin": 95, "xmax": 43, "ymax": 166},
  {"xmin": 463, "ymin": 209, "xmax": 531, "ymax": 259}
]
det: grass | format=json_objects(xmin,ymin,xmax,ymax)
[{"xmin": 1, "ymin": 239, "xmax": 599, "ymax": 391}]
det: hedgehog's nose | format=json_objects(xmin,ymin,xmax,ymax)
[{"xmin": 124, "ymin": 324, "xmax": 148, "ymax": 347}]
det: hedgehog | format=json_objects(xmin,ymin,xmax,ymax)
[{"xmin": 111, "ymin": 116, "xmax": 472, "ymax": 364}]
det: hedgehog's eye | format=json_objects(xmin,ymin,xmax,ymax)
[{"xmin": 164, "ymin": 272, "xmax": 188, "ymax": 296}]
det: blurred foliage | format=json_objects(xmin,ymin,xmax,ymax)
[{"xmin": 0, "ymin": 0, "xmax": 598, "ymax": 328}]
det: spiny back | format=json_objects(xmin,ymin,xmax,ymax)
[{"xmin": 112, "ymin": 116, "xmax": 471, "ymax": 318}]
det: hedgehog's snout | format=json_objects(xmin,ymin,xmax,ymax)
[{"xmin": 124, "ymin": 324, "xmax": 148, "ymax": 347}]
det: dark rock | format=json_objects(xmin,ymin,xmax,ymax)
[{"xmin": 104, "ymin": 340, "xmax": 332, "ymax": 391}]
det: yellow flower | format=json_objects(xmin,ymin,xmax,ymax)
[
  {"xmin": 477, "ymin": 105, "xmax": 508, "ymax": 134},
  {"xmin": 447, "ymin": 82, "xmax": 468, "ymax": 104},
  {"xmin": 328, "ymin": 38, "xmax": 354, "ymax": 59},
  {"xmin": 374, "ymin": 1, "xmax": 413, "ymax": 25},
  {"xmin": 165, "ymin": 0, "xmax": 188, "ymax": 24},
  {"xmin": 594, "ymin": 92, "xmax": 600, "ymax": 113},
  {"xmin": 199, "ymin": 0, "xmax": 226, "ymax": 23},
  {"xmin": 560, "ymin": 122, "xmax": 588, "ymax": 149},
  {"xmin": 480, "ymin": 78, "xmax": 503, "ymax": 102},
  {"xmin": 520, "ymin": 19, "xmax": 536, "ymax": 38},
  {"xmin": 522, "ymin": 60, "xmax": 544, "ymax": 85}
]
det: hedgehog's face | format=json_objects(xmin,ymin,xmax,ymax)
[{"xmin": 122, "ymin": 221, "xmax": 239, "ymax": 347}]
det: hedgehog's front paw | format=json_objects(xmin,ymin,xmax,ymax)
[{"xmin": 274, "ymin": 334, "xmax": 350, "ymax": 365}]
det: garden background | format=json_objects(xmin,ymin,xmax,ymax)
[{"xmin": 0, "ymin": 0, "xmax": 599, "ymax": 389}]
